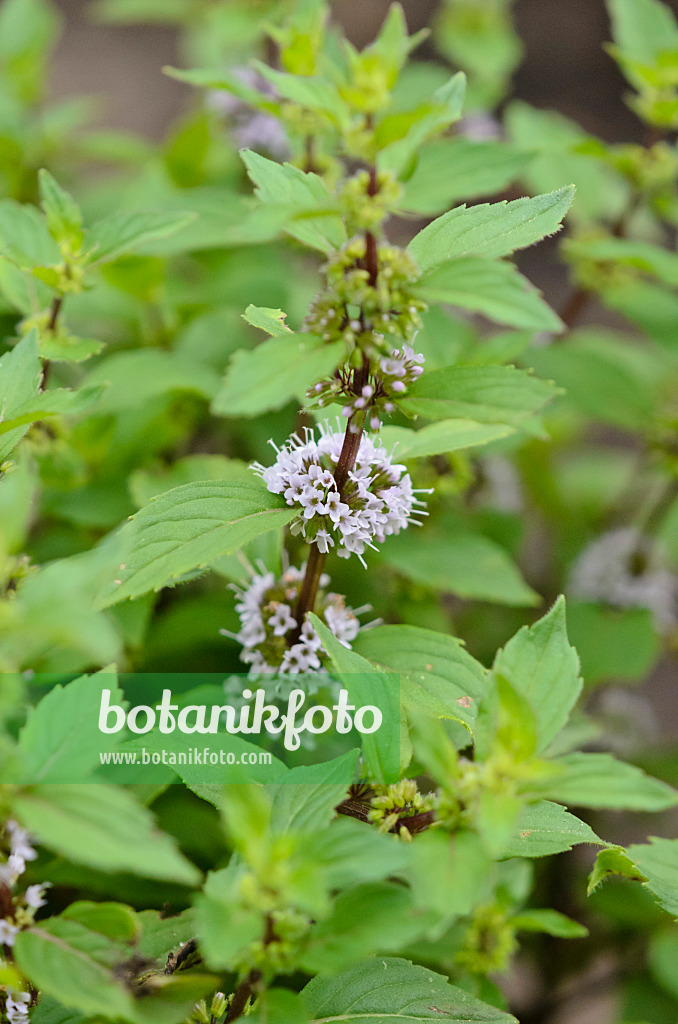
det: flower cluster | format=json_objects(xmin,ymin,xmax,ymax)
[
  {"xmin": 4, "ymin": 993, "xmax": 30, "ymax": 1024},
  {"xmin": 568, "ymin": 528, "xmax": 678, "ymax": 633},
  {"xmin": 208, "ymin": 68, "xmax": 290, "ymax": 160},
  {"xmin": 1, "ymin": 822, "xmax": 49, "ymax": 1024},
  {"xmin": 303, "ymin": 239, "xmax": 426, "ymax": 356},
  {"xmin": 0, "ymin": 822, "xmax": 49, "ymax": 945},
  {"xmin": 338, "ymin": 169, "xmax": 403, "ymax": 233},
  {"xmin": 252, "ymin": 425, "xmax": 423, "ymax": 562},
  {"xmin": 222, "ymin": 564, "xmax": 372, "ymax": 674},
  {"xmin": 368, "ymin": 780, "xmax": 437, "ymax": 839},
  {"xmin": 308, "ymin": 342, "xmax": 425, "ymax": 430}
]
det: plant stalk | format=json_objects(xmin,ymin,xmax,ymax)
[
  {"xmin": 47, "ymin": 294, "xmax": 63, "ymax": 333},
  {"xmin": 292, "ymin": 402, "xmax": 368, "ymax": 633},
  {"xmin": 224, "ymin": 970, "xmax": 262, "ymax": 1023},
  {"xmin": 293, "ymin": 541, "xmax": 328, "ymax": 631}
]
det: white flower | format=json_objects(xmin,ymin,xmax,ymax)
[
  {"xmin": 7, "ymin": 823, "xmax": 36, "ymax": 864},
  {"xmin": 0, "ymin": 855, "xmax": 26, "ymax": 887},
  {"xmin": 569, "ymin": 528, "xmax": 678, "ymax": 633},
  {"xmin": 252, "ymin": 424, "xmax": 424, "ymax": 562},
  {"xmin": 474, "ymin": 456, "xmax": 523, "ymax": 514},
  {"xmin": 225, "ymin": 564, "xmax": 377, "ymax": 674},
  {"xmin": 6, "ymin": 992, "xmax": 30, "ymax": 1024},
  {"xmin": 0, "ymin": 920, "xmax": 19, "ymax": 946},
  {"xmin": 267, "ymin": 603, "xmax": 296, "ymax": 637},
  {"xmin": 24, "ymin": 883, "xmax": 50, "ymax": 909}
]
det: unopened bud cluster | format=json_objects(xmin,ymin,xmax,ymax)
[
  {"xmin": 223, "ymin": 564, "xmax": 369, "ymax": 674},
  {"xmin": 230, "ymin": 871, "xmax": 311, "ymax": 975},
  {"xmin": 456, "ymin": 904, "xmax": 518, "ymax": 975},
  {"xmin": 303, "ymin": 240, "xmax": 425, "ymax": 357},
  {"xmin": 368, "ymin": 780, "xmax": 436, "ymax": 839},
  {"xmin": 339, "ymin": 169, "xmax": 403, "ymax": 232},
  {"xmin": 252, "ymin": 425, "xmax": 423, "ymax": 562},
  {"xmin": 308, "ymin": 342, "xmax": 425, "ymax": 431}
]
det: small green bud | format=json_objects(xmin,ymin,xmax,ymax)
[
  {"xmin": 191, "ymin": 999, "xmax": 209, "ymax": 1024},
  {"xmin": 210, "ymin": 992, "xmax": 227, "ymax": 1018}
]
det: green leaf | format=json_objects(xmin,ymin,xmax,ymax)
[
  {"xmin": 353, "ymin": 623, "xmax": 486, "ymax": 730},
  {"xmin": 14, "ymin": 916, "xmax": 216, "ymax": 1024},
  {"xmin": 492, "ymin": 597, "xmax": 582, "ymax": 751},
  {"xmin": 0, "ymin": 198, "xmax": 59, "ymax": 268},
  {"xmin": 505, "ymin": 102, "xmax": 629, "ymax": 226},
  {"xmin": 129, "ymin": 455, "xmax": 252, "ymax": 508},
  {"xmin": 626, "ymin": 838, "xmax": 678, "ymax": 918},
  {"xmin": 476, "ymin": 788, "xmax": 524, "ymax": 859},
  {"xmin": 61, "ymin": 902, "xmax": 139, "ymax": 944},
  {"xmin": 136, "ymin": 908, "xmax": 197, "ymax": 960},
  {"xmin": 379, "ymin": 419, "xmax": 514, "ymax": 459},
  {"xmin": 650, "ymin": 928, "xmax": 678, "ymax": 998},
  {"xmin": 503, "ymin": 800, "xmax": 603, "ymax": 859},
  {"xmin": 607, "ymin": 0, "xmax": 678, "ymax": 68},
  {"xmin": 378, "ymin": 526, "xmax": 539, "ymax": 607},
  {"xmin": 194, "ymin": 865, "xmax": 264, "ymax": 970},
  {"xmin": 13, "ymin": 784, "xmax": 201, "ymax": 884},
  {"xmin": 408, "ymin": 186, "xmax": 575, "ymax": 273},
  {"xmin": 39, "ymin": 333, "xmax": 104, "ymax": 364},
  {"xmin": 268, "ymin": 751, "xmax": 360, "ymax": 835},
  {"xmin": 243, "ymin": 304, "xmax": 294, "ymax": 336},
  {"xmin": 378, "ymin": 73, "xmax": 467, "ymax": 176},
  {"xmin": 601, "ymin": 278, "xmax": 678, "ymax": 350},
  {"xmin": 435, "ymin": 0, "xmax": 521, "ymax": 108},
  {"xmin": 13, "ymin": 919, "xmax": 135, "ymax": 1020},
  {"xmin": 528, "ymin": 329, "xmax": 663, "ymax": 430},
  {"xmin": 98, "ymin": 481, "xmax": 296, "ymax": 605},
  {"xmin": 403, "ymin": 138, "xmax": 530, "ymax": 215},
  {"xmin": 0, "ymin": 453, "xmax": 37, "ymax": 555},
  {"xmin": 211, "ymin": 333, "xmax": 343, "ymax": 418},
  {"xmin": 399, "ymin": 364, "xmax": 557, "ymax": 425},
  {"xmin": 300, "ymin": 883, "xmax": 432, "ymax": 974},
  {"xmin": 511, "ymin": 908, "xmax": 588, "ymax": 938},
  {"xmin": 567, "ymin": 602, "xmax": 661, "ymax": 686},
  {"xmin": 85, "ymin": 209, "xmax": 196, "ymax": 265},
  {"xmin": 252, "ymin": 61, "xmax": 350, "ymax": 126},
  {"xmin": 82, "ymin": 350, "xmax": 220, "ymax": 413},
  {"xmin": 130, "ymin": 974, "xmax": 221, "ymax": 1024},
  {"xmin": 308, "ymin": 613, "xmax": 401, "ymax": 784},
  {"xmin": 412, "ymin": 257, "xmax": 563, "ymax": 332},
  {"xmin": 408, "ymin": 829, "xmax": 490, "ymax": 921},
  {"xmin": 241, "ymin": 151, "xmax": 346, "ymax": 253},
  {"xmin": 302, "ymin": 956, "xmax": 516, "ymax": 1023},
  {"xmin": 0, "ymin": 329, "xmax": 42, "ymax": 460},
  {"xmin": 0, "ymin": 544, "xmax": 123, "ymax": 672},
  {"xmin": 566, "ymin": 236, "xmax": 678, "ymax": 288},
  {"xmin": 307, "ymin": 817, "xmax": 411, "ymax": 892},
  {"xmin": 0, "ymin": 0, "xmax": 60, "ymax": 66},
  {"xmin": 96, "ymin": 0, "xmax": 194, "ymax": 23},
  {"xmin": 163, "ymin": 65, "xmax": 280, "ymax": 111},
  {"xmin": 587, "ymin": 845, "xmax": 646, "ymax": 896},
  {"xmin": 532, "ymin": 752, "xmax": 678, "ymax": 810},
  {"xmin": 17, "ymin": 669, "xmax": 123, "ymax": 782},
  {"xmin": 0, "ymin": 384, "xmax": 104, "ymax": 438},
  {"xmin": 38, "ymin": 169, "xmax": 83, "ymax": 253},
  {"xmin": 248, "ymin": 990, "xmax": 309, "ymax": 1024}
]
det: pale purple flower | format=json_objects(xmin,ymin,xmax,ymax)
[
  {"xmin": 223, "ymin": 564, "xmax": 375, "ymax": 675},
  {"xmin": 251, "ymin": 423, "xmax": 424, "ymax": 563}
]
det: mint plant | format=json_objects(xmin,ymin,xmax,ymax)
[{"xmin": 2, "ymin": 1, "xmax": 678, "ymax": 1022}]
